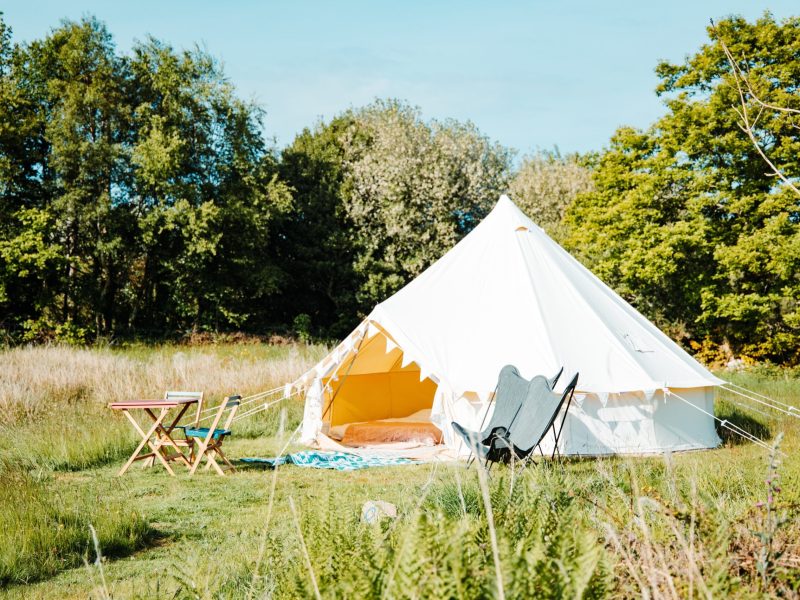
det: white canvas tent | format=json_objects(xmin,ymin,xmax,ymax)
[{"xmin": 293, "ymin": 195, "xmax": 722, "ymax": 455}]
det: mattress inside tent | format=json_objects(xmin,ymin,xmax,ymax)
[{"xmin": 328, "ymin": 409, "xmax": 443, "ymax": 447}]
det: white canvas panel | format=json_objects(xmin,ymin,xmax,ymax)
[
  {"xmin": 537, "ymin": 387, "xmax": 720, "ymax": 455},
  {"xmin": 369, "ymin": 196, "xmax": 721, "ymax": 395}
]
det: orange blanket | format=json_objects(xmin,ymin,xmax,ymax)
[{"xmin": 341, "ymin": 421, "xmax": 443, "ymax": 446}]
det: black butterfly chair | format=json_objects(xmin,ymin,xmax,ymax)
[
  {"xmin": 494, "ymin": 372, "xmax": 579, "ymax": 469},
  {"xmin": 452, "ymin": 366, "xmax": 563, "ymax": 466}
]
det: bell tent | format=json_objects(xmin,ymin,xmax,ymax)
[{"xmin": 292, "ymin": 195, "xmax": 722, "ymax": 455}]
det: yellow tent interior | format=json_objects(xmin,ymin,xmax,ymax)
[{"xmin": 322, "ymin": 327, "xmax": 438, "ymax": 427}]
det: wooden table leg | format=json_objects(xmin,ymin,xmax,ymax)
[
  {"xmin": 147, "ymin": 407, "xmax": 193, "ymax": 469},
  {"xmin": 143, "ymin": 408, "xmax": 176, "ymax": 475},
  {"xmin": 120, "ymin": 408, "xmax": 176, "ymax": 476},
  {"xmin": 164, "ymin": 403, "xmax": 191, "ymax": 432},
  {"xmin": 119, "ymin": 410, "xmax": 167, "ymax": 476}
]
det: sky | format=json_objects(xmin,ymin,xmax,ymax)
[{"xmin": 3, "ymin": 1, "xmax": 797, "ymax": 155}]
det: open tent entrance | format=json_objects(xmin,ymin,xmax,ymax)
[{"xmin": 321, "ymin": 327, "xmax": 439, "ymax": 440}]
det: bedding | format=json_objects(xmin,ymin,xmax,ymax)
[
  {"xmin": 342, "ymin": 421, "xmax": 442, "ymax": 446},
  {"xmin": 333, "ymin": 409, "xmax": 442, "ymax": 447}
]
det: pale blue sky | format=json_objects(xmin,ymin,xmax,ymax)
[{"xmin": 3, "ymin": 1, "xmax": 797, "ymax": 154}]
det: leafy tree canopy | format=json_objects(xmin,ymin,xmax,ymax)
[
  {"xmin": 508, "ymin": 149, "xmax": 594, "ymax": 238},
  {"xmin": 0, "ymin": 15, "xmax": 291, "ymax": 340},
  {"xmin": 1, "ymin": 11, "xmax": 799, "ymax": 367},
  {"xmin": 277, "ymin": 100, "xmax": 513, "ymax": 335},
  {"xmin": 566, "ymin": 13, "xmax": 800, "ymax": 363}
]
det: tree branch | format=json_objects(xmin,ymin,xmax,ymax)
[{"xmin": 711, "ymin": 19, "xmax": 800, "ymax": 198}]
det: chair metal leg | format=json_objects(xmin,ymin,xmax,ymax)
[{"xmin": 551, "ymin": 389, "xmax": 576, "ymax": 460}]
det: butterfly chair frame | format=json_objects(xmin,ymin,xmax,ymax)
[
  {"xmin": 500, "ymin": 372, "xmax": 579, "ymax": 472},
  {"xmin": 188, "ymin": 395, "xmax": 241, "ymax": 476},
  {"xmin": 545, "ymin": 374, "xmax": 579, "ymax": 461},
  {"xmin": 456, "ymin": 366, "xmax": 563, "ymax": 468}
]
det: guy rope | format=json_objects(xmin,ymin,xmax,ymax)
[
  {"xmin": 719, "ymin": 380, "xmax": 799, "ymax": 419},
  {"xmin": 195, "ymin": 385, "xmax": 302, "ymax": 424},
  {"xmin": 666, "ymin": 389, "xmax": 787, "ymax": 456}
]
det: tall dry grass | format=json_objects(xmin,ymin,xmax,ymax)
[
  {"xmin": 0, "ymin": 343, "xmax": 326, "ymax": 471},
  {"xmin": 0, "ymin": 343, "xmax": 325, "ymax": 426}
]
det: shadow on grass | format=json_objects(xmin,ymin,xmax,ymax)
[
  {"xmin": 715, "ymin": 401, "xmax": 772, "ymax": 446},
  {"xmin": 235, "ymin": 458, "xmax": 275, "ymax": 471},
  {"xmin": 103, "ymin": 524, "xmax": 170, "ymax": 560}
]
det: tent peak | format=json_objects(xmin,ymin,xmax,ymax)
[
  {"xmin": 495, "ymin": 194, "xmax": 518, "ymax": 212},
  {"xmin": 491, "ymin": 194, "xmax": 543, "ymax": 232}
]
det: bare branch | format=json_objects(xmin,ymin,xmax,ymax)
[
  {"xmin": 739, "ymin": 70, "xmax": 800, "ymax": 116},
  {"xmin": 711, "ymin": 20, "xmax": 800, "ymax": 198}
]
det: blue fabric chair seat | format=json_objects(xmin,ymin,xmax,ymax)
[{"xmin": 183, "ymin": 427, "xmax": 231, "ymax": 439}]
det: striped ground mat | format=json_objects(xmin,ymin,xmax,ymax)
[{"xmin": 241, "ymin": 451, "xmax": 417, "ymax": 471}]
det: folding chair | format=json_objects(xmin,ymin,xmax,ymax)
[
  {"xmin": 160, "ymin": 391, "xmax": 203, "ymax": 464},
  {"xmin": 498, "ymin": 372, "xmax": 579, "ymax": 469},
  {"xmin": 187, "ymin": 395, "xmax": 241, "ymax": 476},
  {"xmin": 134, "ymin": 391, "xmax": 204, "ymax": 469},
  {"xmin": 166, "ymin": 391, "xmax": 205, "ymax": 425},
  {"xmin": 452, "ymin": 366, "xmax": 563, "ymax": 466}
]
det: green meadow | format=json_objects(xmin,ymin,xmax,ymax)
[{"xmin": 0, "ymin": 344, "xmax": 798, "ymax": 599}]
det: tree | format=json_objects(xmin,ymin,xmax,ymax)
[
  {"xmin": 38, "ymin": 18, "xmax": 133, "ymax": 335},
  {"xmin": 341, "ymin": 100, "xmax": 513, "ymax": 311},
  {"xmin": 0, "ymin": 16, "xmax": 291, "ymax": 341},
  {"xmin": 566, "ymin": 13, "xmax": 800, "ymax": 363},
  {"xmin": 712, "ymin": 19, "xmax": 800, "ymax": 199},
  {"xmin": 277, "ymin": 115, "xmax": 360, "ymax": 337},
  {"xmin": 0, "ymin": 14, "xmax": 62, "ymax": 327},
  {"xmin": 278, "ymin": 101, "xmax": 513, "ymax": 334},
  {"xmin": 0, "ymin": 17, "xmax": 132, "ymax": 339},
  {"xmin": 127, "ymin": 37, "xmax": 292, "ymax": 333},
  {"xmin": 508, "ymin": 150, "xmax": 594, "ymax": 237}
]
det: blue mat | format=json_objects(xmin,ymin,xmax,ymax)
[{"xmin": 241, "ymin": 451, "xmax": 416, "ymax": 471}]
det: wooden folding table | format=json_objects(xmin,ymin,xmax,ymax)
[{"xmin": 109, "ymin": 398, "xmax": 198, "ymax": 476}]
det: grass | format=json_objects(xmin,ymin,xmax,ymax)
[
  {"xmin": 0, "ymin": 343, "xmax": 326, "ymax": 426},
  {"xmin": 0, "ymin": 344, "xmax": 798, "ymax": 598},
  {"xmin": 0, "ymin": 466, "xmax": 152, "ymax": 587},
  {"xmin": 0, "ymin": 343, "xmax": 324, "ymax": 471}
]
